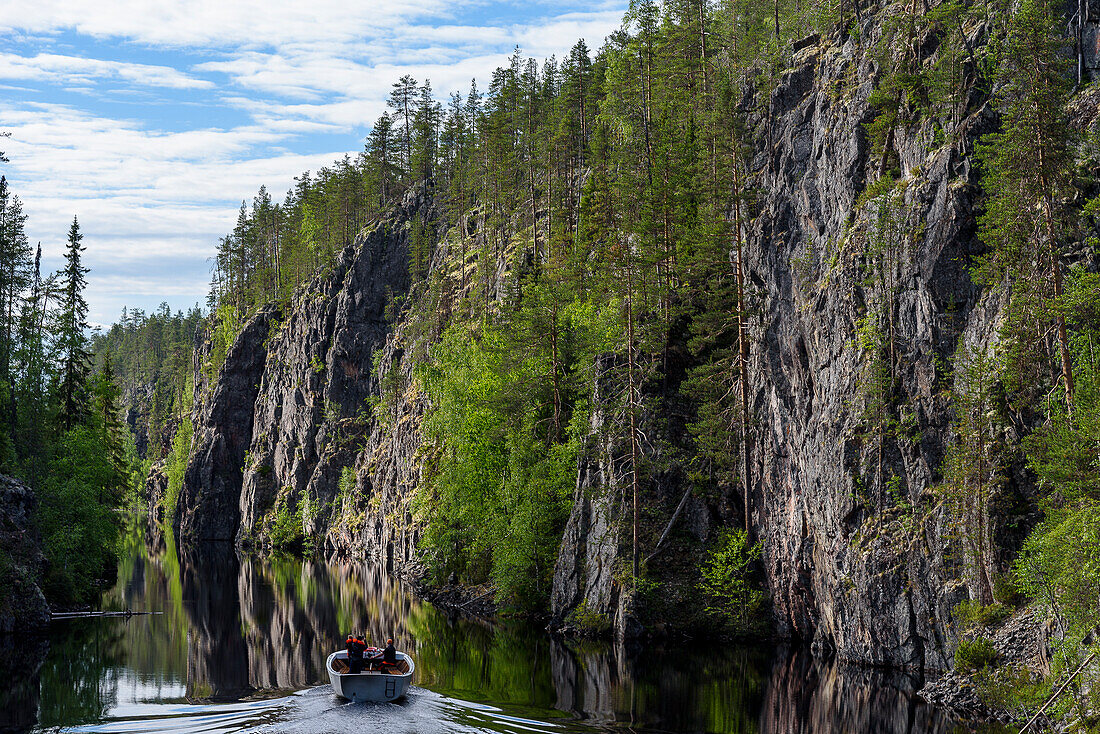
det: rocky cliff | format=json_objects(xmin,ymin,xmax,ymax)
[
  {"xmin": 178, "ymin": 305, "xmax": 279, "ymax": 542},
  {"xmin": 174, "ymin": 9, "xmax": 1081, "ymax": 672},
  {"xmin": 0, "ymin": 474, "xmax": 50, "ymax": 632},
  {"xmin": 732, "ymin": 30, "xmax": 989, "ymax": 670},
  {"xmin": 178, "ymin": 185, "xmax": 442, "ymax": 567},
  {"xmin": 545, "ymin": 24, "xmax": 1000, "ymax": 669}
]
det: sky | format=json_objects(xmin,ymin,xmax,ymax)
[{"xmin": 0, "ymin": 1, "xmax": 627, "ymax": 328}]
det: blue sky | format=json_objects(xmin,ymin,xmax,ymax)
[{"xmin": 0, "ymin": 1, "xmax": 626, "ymax": 327}]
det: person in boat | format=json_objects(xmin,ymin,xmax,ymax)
[
  {"xmin": 382, "ymin": 638, "xmax": 397, "ymax": 669},
  {"xmin": 346, "ymin": 634, "xmax": 367, "ymax": 673}
]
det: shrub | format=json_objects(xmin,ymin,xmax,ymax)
[
  {"xmin": 955, "ymin": 637, "xmax": 998, "ymax": 671},
  {"xmin": 269, "ymin": 496, "xmax": 306, "ymax": 553},
  {"xmin": 36, "ymin": 426, "xmax": 125, "ymax": 605},
  {"xmin": 568, "ymin": 600, "xmax": 611, "ymax": 635},
  {"xmin": 697, "ymin": 529, "xmax": 766, "ymax": 633},
  {"xmin": 992, "ymin": 573, "xmax": 1023, "ymax": 607},
  {"xmin": 954, "ymin": 599, "xmax": 1011, "ymax": 630}
]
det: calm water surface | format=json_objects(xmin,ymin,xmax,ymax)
[{"xmin": 0, "ymin": 521, "xmax": 973, "ymax": 733}]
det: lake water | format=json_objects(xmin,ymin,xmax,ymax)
[{"xmin": 0, "ymin": 520, "xmax": 974, "ymax": 733}]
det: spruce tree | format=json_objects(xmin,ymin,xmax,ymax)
[
  {"xmin": 92, "ymin": 349, "xmax": 128, "ymax": 485},
  {"xmin": 977, "ymin": 0, "xmax": 1074, "ymax": 413},
  {"xmin": 57, "ymin": 215, "xmax": 92, "ymax": 430},
  {"xmin": 0, "ymin": 177, "xmax": 31, "ymax": 454}
]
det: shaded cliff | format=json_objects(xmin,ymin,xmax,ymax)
[
  {"xmin": 178, "ymin": 306, "xmax": 279, "ymax": 542},
  {"xmin": 0, "ymin": 474, "xmax": 50, "ymax": 633},
  {"xmin": 733, "ymin": 31, "xmax": 991, "ymax": 669}
]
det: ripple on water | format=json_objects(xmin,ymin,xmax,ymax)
[
  {"xmin": 53, "ymin": 685, "xmax": 584, "ymax": 734},
  {"xmin": 63, "ymin": 696, "xmax": 293, "ymax": 733},
  {"xmin": 249, "ymin": 686, "xmax": 573, "ymax": 734}
]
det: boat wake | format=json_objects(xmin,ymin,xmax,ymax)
[{"xmin": 52, "ymin": 686, "xmax": 571, "ymax": 734}]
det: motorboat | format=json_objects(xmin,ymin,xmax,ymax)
[{"xmin": 326, "ymin": 649, "xmax": 415, "ymax": 702}]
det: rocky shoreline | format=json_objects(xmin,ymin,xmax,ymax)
[{"xmin": 919, "ymin": 608, "xmax": 1057, "ymax": 727}]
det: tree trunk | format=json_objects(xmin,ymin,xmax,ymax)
[
  {"xmin": 733, "ymin": 160, "xmax": 752, "ymax": 535},
  {"xmin": 627, "ymin": 266, "xmax": 641, "ymax": 580}
]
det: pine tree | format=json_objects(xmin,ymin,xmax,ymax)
[
  {"xmin": 366, "ymin": 113, "xmax": 399, "ymax": 211},
  {"xmin": 411, "ymin": 81, "xmax": 442, "ymax": 182},
  {"xmin": 389, "ymin": 75, "xmax": 419, "ymax": 177},
  {"xmin": 57, "ymin": 215, "xmax": 92, "ymax": 430},
  {"xmin": 942, "ymin": 346, "xmax": 1002, "ymax": 604}
]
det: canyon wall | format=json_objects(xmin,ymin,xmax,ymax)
[{"xmin": 173, "ymin": 10, "xmax": 1076, "ymax": 671}]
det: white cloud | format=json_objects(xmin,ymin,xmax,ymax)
[
  {"xmin": 0, "ymin": 52, "xmax": 213, "ymax": 89},
  {"xmin": 0, "ymin": 0, "xmax": 458, "ymax": 49}
]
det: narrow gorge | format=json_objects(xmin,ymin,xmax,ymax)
[{"xmin": 166, "ymin": 3, "xmax": 1100, "ymax": 678}]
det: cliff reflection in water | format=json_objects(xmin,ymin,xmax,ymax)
[{"xmin": 11, "ymin": 523, "xmax": 964, "ymax": 733}]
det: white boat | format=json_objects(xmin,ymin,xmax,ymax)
[{"xmin": 326, "ymin": 650, "xmax": 415, "ymax": 702}]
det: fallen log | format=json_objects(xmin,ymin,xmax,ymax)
[{"xmin": 50, "ymin": 609, "xmax": 163, "ymax": 620}]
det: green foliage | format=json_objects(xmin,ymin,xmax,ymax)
[
  {"xmin": 57, "ymin": 217, "xmax": 92, "ymax": 430},
  {"xmin": 164, "ymin": 414, "xmax": 192, "ymax": 525},
  {"xmin": 89, "ymin": 302, "xmax": 204, "ymax": 463},
  {"xmin": 940, "ymin": 344, "xmax": 1003, "ymax": 604},
  {"xmin": 1012, "ymin": 272, "xmax": 1100, "ymax": 643},
  {"xmin": 415, "ymin": 285, "xmax": 614, "ymax": 611},
  {"xmin": 1014, "ymin": 504, "xmax": 1100, "ymax": 639},
  {"xmin": 953, "ymin": 599, "xmax": 1011, "ymax": 631},
  {"xmin": 955, "ymin": 637, "xmax": 998, "ymax": 672},
  {"xmin": 974, "ymin": 0, "xmax": 1075, "ymax": 420},
  {"xmin": 567, "ymin": 600, "xmax": 612, "ymax": 634},
  {"xmin": 697, "ymin": 529, "xmax": 765, "ymax": 633},
  {"xmin": 0, "ymin": 175, "xmax": 133, "ymax": 607},
  {"xmin": 207, "ymin": 302, "xmax": 244, "ymax": 380},
  {"xmin": 269, "ymin": 494, "xmax": 307, "ymax": 553},
  {"xmin": 35, "ymin": 425, "xmax": 126, "ymax": 605},
  {"xmin": 992, "ymin": 573, "xmax": 1023, "ymax": 607}
]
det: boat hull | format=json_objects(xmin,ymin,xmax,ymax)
[{"xmin": 326, "ymin": 651, "xmax": 414, "ymax": 702}]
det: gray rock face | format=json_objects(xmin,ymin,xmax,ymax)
[
  {"xmin": 737, "ymin": 33, "xmax": 993, "ymax": 671},
  {"xmin": 550, "ymin": 357, "xmax": 636, "ymax": 638},
  {"xmin": 238, "ymin": 185, "xmax": 438, "ymax": 558},
  {"xmin": 178, "ymin": 184, "xmax": 439, "ymax": 564},
  {"xmin": 178, "ymin": 305, "xmax": 279, "ymax": 542},
  {"xmin": 0, "ymin": 474, "xmax": 50, "ymax": 631},
  {"xmin": 145, "ymin": 460, "xmax": 168, "ymax": 525},
  {"xmin": 550, "ymin": 24, "xmax": 1008, "ymax": 669}
]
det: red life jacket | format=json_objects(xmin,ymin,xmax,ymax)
[{"xmin": 346, "ymin": 635, "xmax": 367, "ymax": 657}]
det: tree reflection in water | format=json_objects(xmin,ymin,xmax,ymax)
[{"xmin": 3, "ymin": 522, "xmax": 970, "ymax": 733}]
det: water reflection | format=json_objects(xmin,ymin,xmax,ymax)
[
  {"xmin": 0, "ymin": 635, "xmax": 46, "ymax": 734},
  {"xmin": 0, "ymin": 521, "xmax": 972, "ymax": 733},
  {"xmin": 761, "ymin": 648, "xmax": 955, "ymax": 734}
]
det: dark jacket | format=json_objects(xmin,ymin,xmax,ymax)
[{"xmin": 383, "ymin": 642, "xmax": 397, "ymax": 665}]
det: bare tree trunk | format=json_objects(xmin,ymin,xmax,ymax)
[
  {"xmin": 733, "ymin": 160, "xmax": 752, "ymax": 535},
  {"xmin": 1038, "ymin": 141, "xmax": 1074, "ymax": 416},
  {"xmin": 627, "ymin": 267, "xmax": 642, "ymax": 580}
]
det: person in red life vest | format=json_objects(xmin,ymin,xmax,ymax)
[
  {"xmin": 345, "ymin": 634, "xmax": 367, "ymax": 673},
  {"xmin": 382, "ymin": 638, "xmax": 397, "ymax": 668}
]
